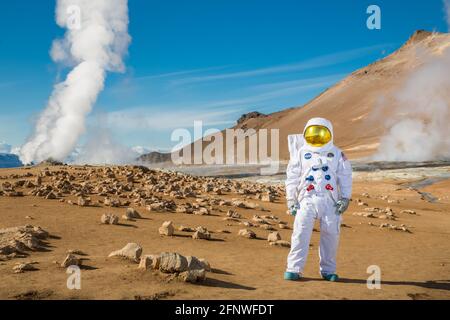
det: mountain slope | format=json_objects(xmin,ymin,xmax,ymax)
[
  {"xmin": 249, "ymin": 30, "xmax": 450, "ymax": 160},
  {"xmin": 141, "ymin": 30, "xmax": 450, "ymax": 163}
]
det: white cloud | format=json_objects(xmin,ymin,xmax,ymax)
[
  {"xmin": 248, "ymin": 74, "xmax": 345, "ymax": 92},
  {"xmin": 135, "ymin": 65, "xmax": 233, "ymax": 81},
  {"xmin": 170, "ymin": 44, "xmax": 391, "ymax": 86},
  {"xmin": 0, "ymin": 142, "xmax": 12, "ymax": 154},
  {"xmin": 104, "ymin": 72, "xmax": 345, "ymax": 132},
  {"xmin": 106, "ymin": 107, "xmax": 239, "ymax": 131}
]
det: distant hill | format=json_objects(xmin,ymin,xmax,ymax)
[
  {"xmin": 0, "ymin": 153, "xmax": 23, "ymax": 168},
  {"xmin": 138, "ymin": 151, "xmax": 172, "ymax": 163}
]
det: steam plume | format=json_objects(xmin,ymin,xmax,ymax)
[
  {"xmin": 19, "ymin": 0, "xmax": 130, "ymax": 164},
  {"xmin": 373, "ymin": 1, "xmax": 450, "ymax": 161}
]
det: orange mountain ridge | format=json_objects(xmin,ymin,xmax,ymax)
[{"xmin": 142, "ymin": 30, "xmax": 450, "ymax": 163}]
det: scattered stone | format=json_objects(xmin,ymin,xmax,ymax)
[
  {"xmin": 104, "ymin": 197, "xmax": 121, "ymax": 207},
  {"xmin": 401, "ymin": 209, "xmax": 417, "ymax": 215},
  {"xmin": 238, "ymin": 229, "xmax": 256, "ymax": 239},
  {"xmin": 45, "ymin": 192, "xmax": 57, "ymax": 200},
  {"xmin": 186, "ymin": 255, "xmax": 210, "ymax": 272},
  {"xmin": 108, "ymin": 243, "xmax": 143, "ymax": 262},
  {"xmin": 241, "ymin": 221, "xmax": 255, "ymax": 227},
  {"xmin": 260, "ymin": 224, "xmax": 276, "ymax": 231},
  {"xmin": 261, "ymin": 193, "xmax": 274, "ymax": 202},
  {"xmin": 123, "ymin": 207, "xmax": 141, "ymax": 220},
  {"xmin": 139, "ymin": 252, "xmax": 208, "ymax": 283},
  {"xmin": 198, "ymin": 258, "xmax": 211, "ymax": 272},
  {"xmin": 267, "ymin": 231, "xmax": 281, "ymax": 242},
  {"xmin": 138, "ymin": 254, "xmax": 161, "ymax": 270},
  {"xmin": 226, "ymin": 209, "xmax": 241, "ymax": 219},
  {"xmin": 192, "ymin": 227, "xmax": 211, "ymax": 240},
  {"xmin": 252, "ymin": 215, "xmax": 266, "ymax": 224},
  {"xmin": 158, "ymin": 252, "xmax": 189, "ymax": 273},
  {"xmin": 101, "ymin": 213, "xmax": 119, "ymax": 225},
  {"xmin": 353, "ymin": 212, "xmax": 376, "ymax": 218},
  {"xmin": 379, "ymin": 223, "xmax": 411, "ymax": 233},
  {"xmin": 0, "ymin": 225, "xmax": 49, "ymax": 259},
  {"xmin": 269, "ymin": 240, "xmax": 291, "ymax": 248},
  {"xmin": 126, "ymin": 208, "xmax": 141, "ymax": 218},
  {"xmin": 179, "ymin": 269, "xmax": 206, "ymax": 283},
  {"xmin": 176, "ymin": 204, "xmax": 193, "ymax": 214},
  {"xmin": 77, "ymin": 197, "xmax": 90, "ymax": 207},
  {"xmin": 61, "ymin": 254, "xmax": 81, "ymax": 268},
  {"xmin": 194, "ymin": 207, "xmax": 210, "ymax": 216},
  {"xmin": 232, "ymin": 199, "xmax": 259, "ymax": 209},
  {"xmin": 147, "ymin": 203, "xmax": 163, "ymax": 212},
  {"xmin": 13, "ymin": 262, "xmax": 38, "ymax": 273},
  {"xmin": 159, "ymin": 221, "xmax": 174, "ymax": 236}
]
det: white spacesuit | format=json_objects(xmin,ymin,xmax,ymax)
[{"xmin": 284, "ymin": 117, "xmax": 352, "ymax": 281}]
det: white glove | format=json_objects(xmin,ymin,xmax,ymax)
[
  {"xmin": 335, "ymin": 198, "xmax": 350, "ymax": 215},
  {"xmin": 287, "ymin": 199, "xmax": 299, "ymax": 216}
]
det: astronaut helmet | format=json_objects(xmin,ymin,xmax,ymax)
[{"xmin": 303, "ymin": 117, "xmax": 334, "ymax": 150}]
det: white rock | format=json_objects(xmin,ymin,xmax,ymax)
[
  {"xmin": 192, "ymin": 229, "xmax": 211, "ymax": 240},
  {"xmin": 138, "ymin": 254, "xmax": 161, "ymax": 270},
  {"xmin": 158, "ymin": 252, "xmax": 188, "ymax": 273},
  {"xmin": 159, "ymin": 221, "xmax": 174, "ymax": 236},
  {"xmin": 124, "ymin": 208, "xmax": 141, "ymax": 219},
  {"xmin": 61, "ymin": 254, "xmax": 81, "ymax": 268},
  {"xmin": 401, "ymin": 209, "xmax": 417, "ymax": 215},
  {"xmin": 179, "ymin": 269, "xmax": 206, "ymax": 283},
  {"xmin": 267, "ymin": 231, "xmax": 281, "ymax": 242},
  {"xmin": 101, "ymin": 213, "xmax": 119, "ymax": 225},
  {"xmin": 269, "ymin": 240, "xmax": 291, "ymax": 248},
  {"xmin": 238, "ymin": 229, "xmax": 256, "ymax": 239},
  {"xmin": 108, "ymin": 243, "xmax": 143, "ymax": 262},
  {"xmin": 13, "ymin": 262, "xmax": 38, "ymax": 273}
]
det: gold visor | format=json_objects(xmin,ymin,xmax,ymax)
[{"xmin": 304, "ymin": 125, "xmax": 332, "ymax": 147}]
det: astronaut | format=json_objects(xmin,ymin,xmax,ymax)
[{"xmin": 284, "ymin": 117, "xmax": 352, "ymax": 282}]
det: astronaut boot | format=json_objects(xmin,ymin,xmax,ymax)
[
  {"xmin": 284, "ymin": 272, "xmax": 301, "ymax": 281},
  {"xmin": 321, "ymin": 273, "xmax": 339, "ymax": 282}
]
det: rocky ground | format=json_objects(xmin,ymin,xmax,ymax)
[{"xmin": 0, "ymin": 164, "xmax": 449, "ymax": 300}]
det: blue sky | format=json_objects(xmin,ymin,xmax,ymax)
[{"xmin": 0, "ymin": 0, "xmax": 449, "ymax": 152}]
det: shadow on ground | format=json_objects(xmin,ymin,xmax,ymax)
[{"xmin": 302, "ymin": 277, "xmax": 450, "ymax": 291}]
